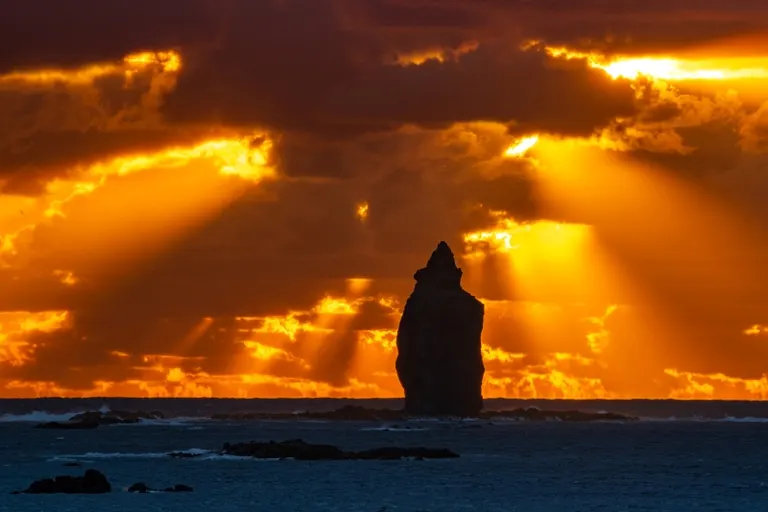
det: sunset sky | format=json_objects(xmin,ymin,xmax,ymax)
[{"xmin": 2, "ymin": 0, "xmax": 768, "ymax": 400}]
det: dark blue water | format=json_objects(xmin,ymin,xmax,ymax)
[{"xmin": 1, "ymin": 399, "xmax": 767, "ymax": 511}]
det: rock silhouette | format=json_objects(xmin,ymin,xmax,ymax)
[
  {"xmin": 12, "ymin": 469, "xmax": 111, "ymax": 494},
  {"xmin": 128, "ymin": 482, "xmax": 193, "ymax": 493},
  {"xmin": 35, "ymin": 410, "xmax": 164, "ymax": 429},
  {"xmin": 396, "ymin": 241, "xmax": 485, "ymax": 416},
  {"xmin": 220, "ymin": 439, "xmax": 459, "ymax": 460}
]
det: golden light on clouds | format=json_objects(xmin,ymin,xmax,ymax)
[
  {"xmin": 393, "ymin": 41, "xmax": 479, "ymax": 67},
  {"xmin": 82, "ymin": 134, "xmax": 275, "ymax": 183},
  {"xmin": 5, "ymin": 9, "xmax": 768, "ymax": 402},
  {"xmin": 52, "ymin": 270, "xmax": 78, "ymax": 286},
  {"xmin": 504, "ymin": 135, "xmax": 539, "ymax": 158},
  {"xmin": 356, "ymin": 201, "xmax": 369, "ymax": 222},
  {"xmin": 744, "ymin": 325, "xmax": 768, "ymax": 336},
  {"xmin": 0, "ymin": 50, "xmax": 182, "ymax": 87},
  {"xmin": 537, "ymin": 43, "xmax": 768, "ymax": 82},
  {"xmin": 0, "ymin": 311, "xmax": 69, "ymax": 366},
  {"xmin": 462, "ymin": 212, "xmax": 620, "ymax": 307},
  {"xmin": 0, "ymin": 132, "xmax": 276, "ymax": 270}
]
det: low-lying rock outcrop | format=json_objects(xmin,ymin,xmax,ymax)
[
  {"xmin": 219, "ymin": 439, "xmax": 459, "ymax": 460},
  {"xmin": 485, "ymin": 408, "xmax": 633, "ymax": 422},
  {"xmin": 11, "ymin": 469, "xmax": 111, "ymax": 494},
  {"xmin": 205, "ymin": 405, "xmax": 637, "ymax": 422},
  {"xmin": 396, "ymin": 241, "xmax": 485, "ymax": 417},
  {"xmin": 128, "ymin": 483, "xmax": 193, "ymax": 493},
  {"xmin": 35, "ymin": 410, "xmax": 164, "ymax": 429}
]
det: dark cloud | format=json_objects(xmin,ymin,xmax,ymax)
[
  {"xmin": 162, "ymin": 13, "xmax": 637, "ymax": 136},
  {"xmin": 0, "ymin": 0, "xmax": 219, "ymax": 72}
]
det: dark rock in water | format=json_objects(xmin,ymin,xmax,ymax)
[
  {"xmin": 35, "ymin": 410, "xmax": 164, "ymax": 429},
  {"xmin": 221, "ymin": 439, "xmax": 459, "ymax": 460},
  {"xmin": 483, "ymin": 408, "xmax": 637, "ymax": 422},
  {"xmin": 62, "ymin": 462, "xmax": 82, "ymax": 467},
  {"xmin": 166, "ymin": 484, "xmax": 194, "ymax": 492},
  {"xmin": 223, "ymin": 439, "xmax": 347, "ymax": 460},
  {"xmin": 69, "ymin": 410, "xmax": 164, "ymax": 425},
  {"xmin": 354, "ymin": 446, "xmax": 459, "ymax": 460},
  {"xmin": 128, "ymin": 482, "xmax": 193, "ymax": 493},
  {"xmin": 207, "ymin": 404, "xmax": 636, "ymax": 423},
  {"xmin": 128, "ymin": 482, "xmax": 151, "ymax": 493},
  {"xmin": 13, "ymin": 469, "xmax": 111, "ymax": 494},
  {"xmin": 396, "ymin": 241, "xmax": 485, "ymax": 417}
]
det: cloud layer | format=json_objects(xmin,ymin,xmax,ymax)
[{"xmin": 2, "ymin": 0, "xmax": 768, "ymax": 399}]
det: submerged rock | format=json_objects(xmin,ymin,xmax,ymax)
[
  {"xmin": 128, "ymin": 482, "xmax": 193, "ymax": 493},
  {"xmin": 396, "ymin": 241, "xmax": 485, "ymax": 417},
  {"xmin": 221, "ymin": 439, "xmax": 459, "ymax": 460},
  {"xmin": 12, "ymin": 469, "xmax": 111, "ymax": 494}
]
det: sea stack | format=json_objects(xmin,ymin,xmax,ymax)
[{"xmin": 395, "ymin": 241, "xmax": 485, "ymax": 417}]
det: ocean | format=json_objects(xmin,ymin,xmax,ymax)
[{"xmin": 1, "ymin": 398, "xmax": 767, "ymax": 511}]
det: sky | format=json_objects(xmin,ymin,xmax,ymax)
[{"xmin": 2, "ymin": 0, "xmax": 768, "ymax": 399}]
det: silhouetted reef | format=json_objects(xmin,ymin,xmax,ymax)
[
  {"xmin": 11, "ymin": 469, "xmax": 111, "ymax": 494},
  {"xmin": 128, "ymin": 483, "xmax": 194, "ymax": 493},
  {"xmin": 209, "ymin": 404, "xmax": 636, "ymax": 422},
  {"xmin": 396, "ymin": 241, "xmax": 485, "ymax": 416},
  {"xmin": 11, "ymin": 469, "xmax": 194, "ymax": 495},
  {"xmin": 168, "ymin": 439, "xmax": 459, "ymax": 460},
  {"xmin": 35, "ymin": 410, "xmax": 164, "ymax": 429},
  {"xmin": 31, "ymin": 405, "xmax": 635, "ymax": 428}
]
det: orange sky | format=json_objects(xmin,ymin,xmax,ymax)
[{"xmin": 3, "ymin": 1, "xmax": 768, "ymax": 400}]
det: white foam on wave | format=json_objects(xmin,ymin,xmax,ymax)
[
  {"xmin": 0, "ymin": 411, "xmax": 77, "ymax": 423},
  {"xmin": 0, "ymin": 405, "xmax": 112, "ymax": 423},
  {"xmin": 640, "ymin": 416, "xmax": 768, "ymax": 423},
  {"xmin": 48, "ymin": 448, "xmax": 278, "ymax": 462},
  {"xmin": 719, "ymin": 416, "xmax": 768, "ymax": 423},
  {"xmin": 109, "ymin": 417, "xmax": 207, "ymax": 427},
  {"xmin": 361, "ymin": 425, "xmax": 429, "ymax": 432}
]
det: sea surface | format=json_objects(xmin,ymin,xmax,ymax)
[{"xmin": 1, "ymin": 398, "xmax": 768, "ymax": 512}]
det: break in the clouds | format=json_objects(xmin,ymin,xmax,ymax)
[{"xmin": 3, "ymin": 0, "xmax": 768, "ymax": 399}]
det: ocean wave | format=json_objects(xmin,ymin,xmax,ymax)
[
  {"xmin": 719, "ymin": 416, "xmax": 768, "ymax": 423},
  {"xmin": 0, "ymin": 405, "xmax": 113, "ymax": 423},
  {"xmin": 0, "ymin": 411, "xmax": 77, "ymax": 423},
  {"xmin": 109, "ymin": 417, "xmax": 208, "ymax": 427},
  {"xmin": 48, "ymin": 448, "xmax": 276, "ymax": 462},
  {"xmin": 360, "ymin": 425, "xmax": 430, "ymax": 432},
  {"xmin": 638, "ymin": 416, "xmax": 768, "ymax": 423}
]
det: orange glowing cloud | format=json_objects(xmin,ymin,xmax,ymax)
[
  {"xmin": 534, "ymin": 42, "xmax": 768, "ymax": 82},
  {"xmin": 665, "ymin": 369, "xmax": 768, "ymax": 400},
  {"xmin": 0, "ymin": 311, "xmax": 70, "ymax": 367},
  {"xmin": 504, "ymin": 135, "xmax": 539, "ymax": 158},
  {"xmin": 0, "ymin": 133, "xmax": 276, "ymax": 270},
  {"xmin": 0, "ymin": 50, "xmax": 181, "ymax": 87},
  {"xmin": 393, "ymin": 41, "xmax": 479, "ymax": 67}
]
